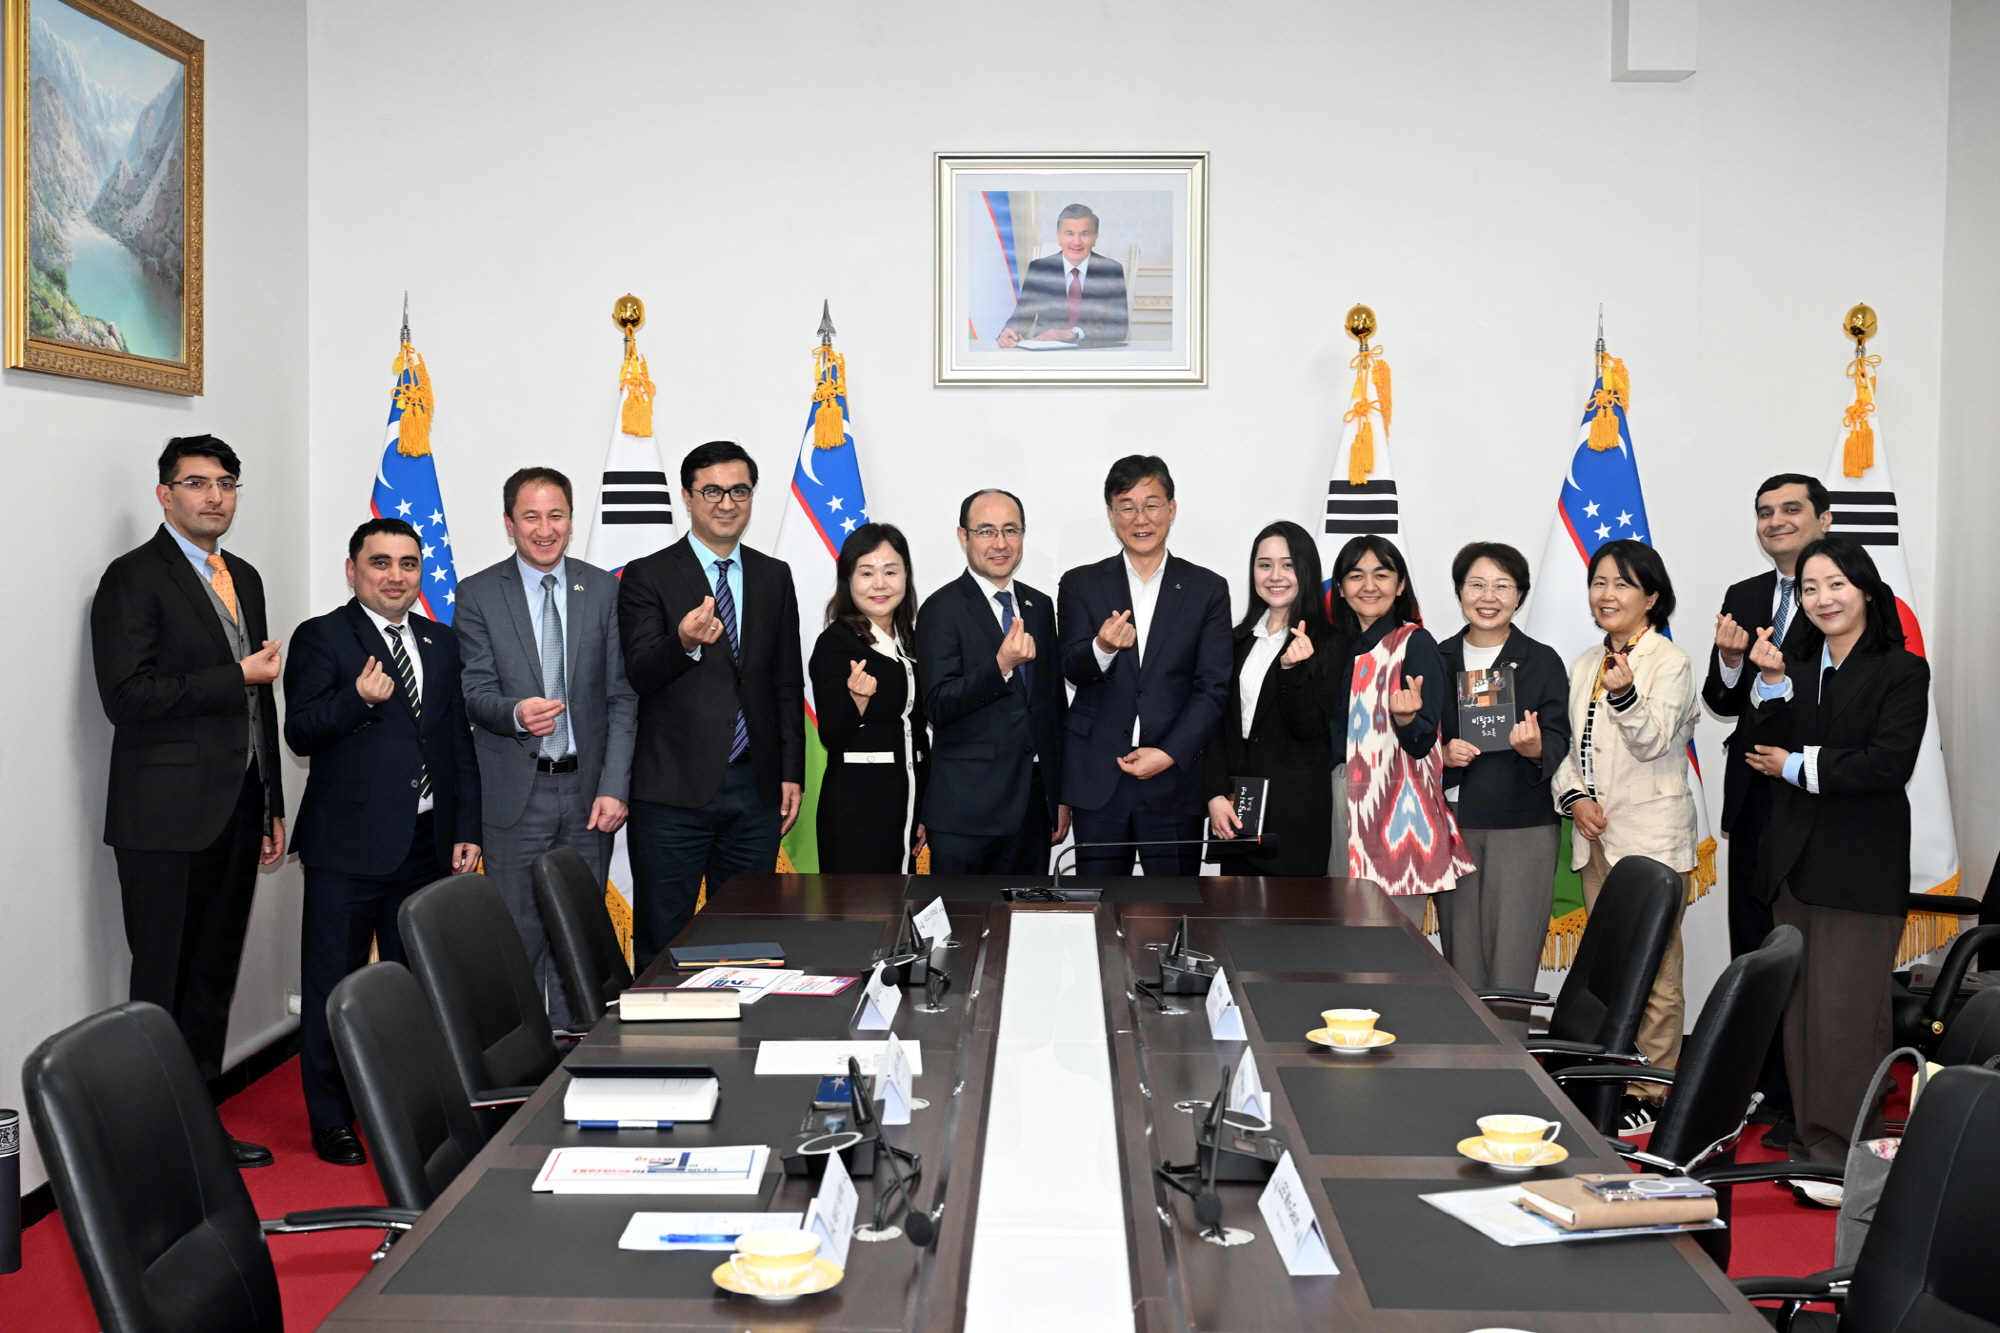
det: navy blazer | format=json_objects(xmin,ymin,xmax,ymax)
[
  {"xmin": 284, "ymin": 600, "xmax": 481, "ymax": 877},
  {"xmin": 916, "ymin": 570, "xmax": 1065, "ymax": 837},
  {"xmin": 1057, "ymin": 553, "xmax": 1232, "ymax": 815}
]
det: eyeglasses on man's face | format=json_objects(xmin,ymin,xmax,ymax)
[
  {"xmin": 965, "ymin": 525, "xmax": 1024, "ymax": 541},
  {"xmin": 1112, "ymin": 501, "xmax": 1169, "ymax": 520},
  {"xmin": 693, "ymin": 484, "xmax": 755, "ymax": 505},
  {"xmin": 167, "ymin": 477, "xmax": 241, "ymax": 494}
]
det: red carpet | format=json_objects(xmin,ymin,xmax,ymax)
[{"xmin": 0, "ymin": 1057, "xmax": 1903, "ymax": 1328}]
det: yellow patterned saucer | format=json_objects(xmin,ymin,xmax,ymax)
[
  {"xmin": 1306, "ymin": 1028, "xmax": 1396, "ymax": 1054},
  {"xmin": 1455, "ymin": 1135, "xmax": 1568, "ymax": 1173},
  {"xmin": 712, "ymin": 1256, "xmax": 845, "ymax": 1301}
]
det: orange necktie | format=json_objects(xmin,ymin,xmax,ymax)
[{"xmin": 206, "ymin": 553, "xmax": 239, "ymax": 623}]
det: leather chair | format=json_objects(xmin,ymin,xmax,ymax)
[
  {"xmin": 1479, "ymin": 853, "xmax": 1682, "ymax": 1131},
  {"xmin": 398, "ymin": 873, "xmax": 563, "ymax": 1136},
  {"xmin": 1890, "ymin": 848, "xmax": 2000, "ymax": 1055},
  {"xmin": 532, "ymin": 847, "xmax": 632, "ymax": 1026},
  {"xmin": 21, "ymin": 1002, "xmax": 419, "ymax": 1333},
  {"xmin": 328, "ymin": 962, "xmax": 492, "ymax": 1210},
  {"xmin": 1551, "ymin": 924, "xmax": 1804, "ymax": 1268},
  {"xmin": 1732, "ymin": 1063, "xmax": 2000, "ymax": 1331},
  {"xmin": 1932, "ymin": 986, "xmax": 2000, "ymax": 1069}
]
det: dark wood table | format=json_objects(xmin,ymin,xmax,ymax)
[{"xmin": 320, "ymin": 875, "xmax": 1767, "ymax": 1332}]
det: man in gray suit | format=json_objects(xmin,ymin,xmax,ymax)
[{"xmin": 457, "ymin": 467, "xmax": 637, "ymax": 1026}]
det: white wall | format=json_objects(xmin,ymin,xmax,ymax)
[{"xmin": 0, "ymin": 0, "xmax": 308, "ymax": 1191}]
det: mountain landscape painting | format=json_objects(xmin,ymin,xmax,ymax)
[{"xmin": 24, "ymin": 0, "xmax": 188, "ymax": 363}]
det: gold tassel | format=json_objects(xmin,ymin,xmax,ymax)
[
  {"xmin": 1688, "ymin": 836, "xmax": 1717, "ymax": 903},
  {"xmin": 618, "ymin": 337, "xmax": 656, "ymax": 438},
  {"xmin": 1897, "ymin": 874, "xmax": 1964, "ymax": 967},
  {"xmin": 1605, "ymin": 356, "xmax": 1630, "ymax": 409},
  {"xmin": 811, "ymin": 345, "xmax": 848, "ymax": 449},
  {"xmin": 1348, "ymin": 419, "xmax": 1375, "ymax": 486},
  {"xmin": 1844, "ymin": 353, "xmax": 1880, "ymax": 478},
  {"xmin": 1371, "ymin": 357, "xmax": 1393, "ymax": 435},
  {"xmin": 1421, "ymin": 894, "xmax": 1438, "ymax": 937},
  {"xmin": 1844, "ymin": 420, "xmax": 1875, "ymax": 478},
  {"xmin": 1586, "ymin": 354, "xmax": 1628, "ymax": 452},
  {"xmin": 1343, "ymin": 344, "xmax": 1384, "ymax": 484},
  {"xmin": 391, "ymin": 344, "xmax": 434, "ymax": 457},
  {"xmin": 1540, "ymin": 907, "xmax": 1590, "ymax": 971},
  {"xmin": 604, "ymin": 882, "xmax": 635, "ymax": 972}
]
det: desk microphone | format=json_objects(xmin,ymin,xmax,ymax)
[
  {"xmin": 1005, "ymin": 837, "xmax": 1277, "ymax": 902},
  {"xmin": 853, "ymin": 1141, "xmax": 928, "ymax": 1245},
  {"xmin": 1196, "ymin": 1066, "xmax": 1254, "ymax": 1248}
]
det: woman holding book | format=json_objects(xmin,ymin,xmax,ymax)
[
  {"xmin": 809, "ymin": 524, "xmax": 927, "ymax": 873},
  {"xmin": 1435, "ymin": 542, "xmax": 1571, "ymax": 1033},
  {"xmin": 1204, "ymin": 521, "xmax": 1341, "ymax": 875},
  {"xmin": 1744, "ymin": 536, "xmax": 1927, "ymax": 1167},
  {"xmin": 1326, "ymin": 535, "xmax": 1473, "ymax": 927},
  {"xmin": 1554, "ymin": 539, "xmax": 1700, "ymax": 1129}
]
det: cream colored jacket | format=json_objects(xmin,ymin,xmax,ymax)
[{"xmin": 1554, "ymin": 630, "xmax": 1700, "ymax": 872}]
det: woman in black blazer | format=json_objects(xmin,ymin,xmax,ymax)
[
  {"xmin": 809, "ymin": 524, "xmax": 928, "ymax": 873},
  {"xmin": 1744, "ymin": 535, "xmax": 1929, "ymax": 1167},
  {"xmin": 1204, "ymin": 521, "xmax": 1342, "ymax": 875},
  {"xmin": 1435, "ymin": 543, "xmax": 1571, "ymax": 1034}
]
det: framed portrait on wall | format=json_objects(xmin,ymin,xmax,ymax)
[
  {"xmin": 935, "ymin": 152, "xmax": 1206, "ymax": 387},
  {"xmin": 4, "ymin": 0, "xmax": 203, "ymax": 395}
]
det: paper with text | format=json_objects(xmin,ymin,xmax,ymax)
[
  {"xmin": 1258, "ymin": 1152, "xmax": 1338, "ymax": 1275},
  {"xmin": 1205, "ymin": 968, "xmax": 1246, "ymax": 1041},
  {"xmin": 804, "ymin": 1148, "xmax": 858, "ymax": 1269},
  {"xmin": 855, "ymin": 964, "xmax": 901, "ymax": 1030}
]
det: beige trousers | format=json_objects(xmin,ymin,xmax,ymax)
[{"xmin": 1579, "ymin": 840, "xmax": 1689, "ymax": 1101}]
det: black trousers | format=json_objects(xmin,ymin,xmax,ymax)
[
  {"xmin": 1071, "ymin": 771, "xmax": 1200, "ymax": 876},
  {"xmin": 300, "ymin": 813, "xmax": 445, "ymax": 1129},
  {"xmin": 113, "ymin": 763, "xmax": 265, "ymax": 1082},
  {"xmin": 626, "ymin": 765, "xmax": 783, "ymax": 968},
  {"xmin": 927, "ymin": 765, "xmax": 1054, "ymax": 877},
  {"xmin": 1727, "ymin": 781, "xmax": 1792, "ymax": 1118}
]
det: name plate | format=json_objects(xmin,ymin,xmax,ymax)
[
  {"xmin": 874, "ymin": 1030, "xmax": 914, "ymax": 1125},
  {"xmin": 1258, "ymin": 1151, "xmax": 1338, "ymax": 1276},
  {"xmin": 803, "ymin": 1147, "xmax": 857, "ymax": 1269},
  {"xmin": 1205, "ymin": 968, "xmax": 1246, "ymax": 1041},
  {"xmin": 855, "ymin": 963, "xmax": 901, "ymax": 1030}
]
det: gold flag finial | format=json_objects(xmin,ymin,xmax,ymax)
[
  {"xmin": 1844, "ymin": 302, "xmax": 1876, "ymax": 348},
  {"xmin": 613, "ymin": 294, "xmax": 645, "ymax": 336},
  {"xmin": 614, "ymin": 294, "xmax": 655, "ymax": 437},
  {"xmin": 1345, "ymin": 304, "xmax": 1376, "ymax": 346}
]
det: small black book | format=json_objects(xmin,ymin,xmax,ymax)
[
  {"xmin": 1229, "ymin": 776, "xmax": 1268, "ymax": 840},
  {"xmin": 1456, "ymin": 666, "xmax": 1518, "ymax": 754}
]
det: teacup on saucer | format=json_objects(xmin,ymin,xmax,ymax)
[{"xmin": 1321, "ymin": 1008, "xmax": 1379, "ymax": 1045}]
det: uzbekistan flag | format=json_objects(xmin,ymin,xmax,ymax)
[
  {"xmin": 370, "ymin": 340, "xmax": 459, "ymax": 624},
  {"xmin": 584, "ymin": 336, "xmax": 673, "ymax": 961},
  {"xmin": 1826, "ymin": 352, "xmax": 1960, "ymax": 962},
  {"xmin": 772, "ymin": 345, "xmax": 869, "ymax": 872},
  {"xmin": 1522, "ymin": 353, "xmax": 1718, "ymax": 968},
  {"xmin": 966, "ymin": 190, "xmax": 1023, "ymax": 346}
]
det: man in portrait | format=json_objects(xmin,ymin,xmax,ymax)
[{"xmin": 996, "ymin": 204, "xmax": 1130, "ymax": 347}]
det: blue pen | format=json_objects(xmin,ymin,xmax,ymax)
[
  {"xmin": 578, "ymin": 1119, "xmax": 675, "ymax": 1130},
  {"xmin": 662, "ymin": 1232, "xmax": 741, "ymax": 1243}
]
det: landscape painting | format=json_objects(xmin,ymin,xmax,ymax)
[{"xmin": 6, "ymin": 0, "xmax": 203, "ymax": 394}]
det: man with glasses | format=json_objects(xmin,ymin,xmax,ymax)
[
  {"xmin": 619, "ymin": 441, "xmax": 803, "ymax": 961},
  {"xmin": 91, "ymin": 436, "xmax": 286, "ymax": 1168},
  {"xmin": 1058, "ymin": 456, "xmax": 1231, "ymax": 874},
  {"xmin": 916, "ymin": 489, "xmax": 1069, "ymax": 875}
]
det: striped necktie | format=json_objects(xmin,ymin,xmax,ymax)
[
  {"xmin": 712, "ymin": 560, "xmax": 750, "ymax": 762},
  {"xmin": 539, "ymin": 574, "xmax": 570, "ymax": 760},
  {"xmin": 383, "ymin": 624, "xmax": 431, "ymax": 804},
  {"xmin": 1773, "ymin": 576, "xmax": 1795, "ymax": 647}
]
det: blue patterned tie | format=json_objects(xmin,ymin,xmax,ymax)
[
  {"xmin": 713, "ymin": 560, "xmax": 750, "ymax": 762},
  {"xmin": 539, "ymin": 574, "xmax": 570, "ymax": 760},
  {"xmin": 995, "ymin": 589, "xmax": 1027, "ymax": 689},
  {"xmin": 1773, "ymin": 576, "xmax": 1795, "ymax": 648},
  {"xmin": 383, "ymin": 625, "xmax": 430, "ymax": 804}
]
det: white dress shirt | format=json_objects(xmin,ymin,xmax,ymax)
[
  {"xmin": 360, "ymin": 603, "xmax": 432, "ymax": 814},
  {"xmin": 1717, "ymin": 573, "xmax": 1798, "ymax": 689},
  {"xmin": 1238, "ymin": 616, "xmax": 1288, "ymax": 738},
  {"xmin": 1093, "ymin": 551, "xmax": 1167, "ymax": 745}
]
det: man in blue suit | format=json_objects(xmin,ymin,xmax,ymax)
[
  {"xmin": 1058, "ymin": 456, "xmax": 1232, "ymax": 874},
  {"xmin": 285, "ymin": 518, "xmax": 481, "ymax": 1165}
]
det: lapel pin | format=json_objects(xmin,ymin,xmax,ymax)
[
  {"xmin": 574, "ymin": 583, "xmax": 584, "ymax": 592},
  {"xmin": 422, "ymin": 636, "xmax": 433, "ymax": 645}
]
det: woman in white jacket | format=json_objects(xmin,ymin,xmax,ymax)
[{"xmin": 1554, "ymin": 540, "xmax": 1699, "ymax": 1131}]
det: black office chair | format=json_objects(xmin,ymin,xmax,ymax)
[
  {"xmin": 1890, "ymin": 848, "xmax": 2000, "ymax": 1055},
  {"xmin": 328, "ymin": 962, "xmax": 492, "ymax": 1211},
  {"xmin": 1551, "ymin": 924, "xmax": 1804, "ymax": 1268},
  {"xmin": 21, "ymin": 1002, "xmax": 419, "ymax": 1333},
  {"xmin": 1732, "ymin": 1063, "xmax": 2000, "ymax": 1331},
  {"xmin": 1479, "ymin": 853, "xmax": 1682, "ymax": 1131},
  {"xmin": 398, "ymin": 873, "xmax": 564, "ymax": 1135},
  {"xmin": 533, "ymin": 847, "xmax": 633, "ymax": 1026},
  {"xmin": 1933, "ymin": 986, "xmax": 2000, "ymax": 1068}
]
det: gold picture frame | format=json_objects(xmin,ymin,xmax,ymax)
[
  {"xmin": 5, "ymin": 0, "xmax": 202, "ymax": 395},
  {"xmin": 935, "ymin": 151, "xmax": 1207, "ymax": 387}
]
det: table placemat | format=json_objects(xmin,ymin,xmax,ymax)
[
  {"xmin": 911, "ymin": 875, "xmax": 1206, "ymax": 903},
  {"xmin": 1277, "ymin": 1065, "xmax": 1564, "ymax": 1157},
  {"xmin": 672, "ymin": 918, "xmax": 891, "ymax": 974},
  {"xmin": 383, "ymin": 1169, "xmax": 785, "ymax": 1298},
  {"xmin": 1244, "ymin": 982, "xmax": 1499, "ymax": 1047},
  {"xmin": 1223, "ymin": 924, "xmax": 1441, "ymax": 975},
  {"xmin": 1322, "ymin": 1177, "xmax": 1726, "ymax": 1313}
]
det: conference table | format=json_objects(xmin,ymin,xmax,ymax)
[{"xmin": 319, "ymin": 874, "xmax": 1768, "ymax": 1332}]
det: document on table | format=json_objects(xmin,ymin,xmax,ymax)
[
  {"xmin": 532, "ymin": 1146, "xmax": 769, "ymax": 1195},
  {"xmin": 1419, "ymin": 1184, "xmax": 1725, "ymax": 1246},
  {"xmin": 754, "ymin": 1040, "xmax": 924, "ymax": 1077},
  {"xmin": 677, "ymin": 968, "xmax": 803, "ymax": 1004},
  {"xmin": 617, "ymin": 1211, "xmax": 803, "ymax": 1251}
]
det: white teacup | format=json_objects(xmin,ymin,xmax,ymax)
[
  {"xmin": 728, "ymin": 1229, "xmax": 821, "ymax": 1290},
  {"xmin": 1322, "ymin": 1008, "xmax": 1380, "ymax": 1046},
  {"xmin": 1476, "ymin": 1114, "xmax": 1561, "ymax": 1163}
]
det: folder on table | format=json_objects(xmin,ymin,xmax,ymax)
[{"xmin": 668, "ymin": 942, "xmax": 786, "ymax": 970}]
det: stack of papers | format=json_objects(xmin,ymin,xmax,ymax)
[
  {"xmin": 533, "ymin": 1146, "xmax": 770, "ymax": 1194},
  {"xmin": 615, "ymin": 988, "xmax": 741, "ymax": 1021},
  {"xmin": 1419, "ymin": 1184, "xmax": 1725, "ymax": 1246},
  {"xmin": 675, "ymin": 968, "xmax": 860, "ymax": 1002},
  {"xmin": 563, "ymin": 1076, "xmax": 719, "ymax": 1126},
  {"xmin": 669, "ymin": 942, "xmax": 786, "ymax": 969},
  {"xmin": 617, "ymin": 1211, "xmax": 804, "ymax": 1251}
]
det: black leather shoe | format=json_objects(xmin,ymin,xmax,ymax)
[
  {"xmin": 230, "ymin": 1136, "xmax": 274, "ymax": 1169},
  {"xmin": 312, "ymin": 1124, "xmax": 368, "ymax": 1166},
  {"xmin": 1761, "ymin": 1116, "xmax": 1795, "ymax": 1151}
]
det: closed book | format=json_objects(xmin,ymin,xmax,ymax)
[
  {"xmin": 1456, "ymin": 666, "xmax": 1518, "ymax": 754},
  {"xmin": 564, "ymin": 1077, "xmax": 720, "ymax": 1124},
  {"xmin": 1517, "ymin": 1176, "xmax": 1718, "ymax": 1231},
  {"xmin": 616, "ymin": 989, "xmax": 741, "ymax": 1021},
  {"xmin": 668, "ymin": 942, "xmax": 786, "ymax": 970}
]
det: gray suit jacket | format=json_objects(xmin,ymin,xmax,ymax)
[{"xmin": 457, "ymin": 555, "xmax": 637, "ymax": 829}]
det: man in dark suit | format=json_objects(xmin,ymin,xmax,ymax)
[
  {"xmin": 917, "ymin": 489, "xmax": 1069, "ymax": 875},
  {"xmin": 285, "ymin": 519, "xmax": 481, "ymax": 1165},
  {"xmin": 619, "ymin": 441, "xmax": 803, "ymax": 962},
  {"xmin": 91, "ymin": 436, "xmax": 286, "ymax": 1168},
  {"xmin": 1702, "ymin": 471, "xmax": 1832, "ymax": 1146},
  {"xmin": 457, "ymin": 467, "xmax": 637, "ymax": 1028},
  {"xmin": 1059, "ymin": 455, "xmax": 1232, "ymax": 874},
  {"xmin": 996, "ymin": 204, "xmax": 1129, "ymax": 347}
]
